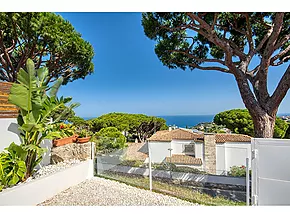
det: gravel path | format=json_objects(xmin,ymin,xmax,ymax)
[{"xmin": 39, "ymin": 177, "xmax": 198, "ymax": 206}]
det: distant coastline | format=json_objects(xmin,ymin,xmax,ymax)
[{"xmin": 82, "ymin": 113, "xmax": 290, "ymax": 129}]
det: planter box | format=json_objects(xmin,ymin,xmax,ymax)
[
  {"xmin": 0, "ymin": 160, "xmax": 94, "ymax": 206},
  {"xmin": 77, "ymin": 136, "xmax": 91, "ymax": 144},
  {"xmin": 53, "ymin": 135, "xmax": 78, "ymax": 147}
]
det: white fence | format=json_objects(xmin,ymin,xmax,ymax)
[
  {"xmin": 251, "ymin": 138, "xmax": 290, "ymax": 205},
  {"xmin": 96, "ymin": 162, "xmax": 246, "ymax": 186}
]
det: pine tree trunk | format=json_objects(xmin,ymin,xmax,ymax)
[{"xmin": 252, "ymin": 113, "xmax": 275, "ymax": 138}]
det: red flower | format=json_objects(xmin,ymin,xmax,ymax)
[
  {"xmin": 241, "ymin": 165, "xmax": 245, "ymax": 169},
  {"xmin": 60, "ymin": 124, "xmax": 64, "ymax": 129}
]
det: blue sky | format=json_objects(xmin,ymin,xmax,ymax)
[{"xmin": 57, "ymin": 12, "xmax": 290, "ymax": 118}]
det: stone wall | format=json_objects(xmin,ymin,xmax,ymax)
[
  {"xmin": 51, "ymin": 142, "xmax": 93, "ymax": 164},
  {"xmin": 204, "ymin": 133, "xmax": 216, "ymax": 174}
]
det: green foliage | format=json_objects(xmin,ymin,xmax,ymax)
[
  {"xmin": 228, "ymin": 166, "xmax": 247, "ymax": 177},
  {"xmin": 120, "ymin": 160, "xmax": 145, "ymax": 168},
  {"xmin": 274, "ymin": 118, "xmax": 289, "ymax": 138},
  {"xmin": 0, "ymin": 143, "xmax": 27, "ymax": 191},
  {"xmin": 142, "ymin": 13, "xmax": 290, "ymax": 71},
  {"xmin": 68, "ymin": 116, "xmax": 90, "ymax": 131},
  {"xmin": 283, "ymin": 123, "xmax": 290, "ymax": 139},
  {"xmin": 214, "ymin": 109, "xmax": 255, "ymax": 136},
  {"xmin": 90, "ymin": 113, "xmax": 168, "ymax": 142},
  {"xmin": 50, "ymin": 105, "xmax": 76, "ymax": 123},
  {"xmin": 214, "ymin": 109, "xmax": 289, "ymax": 138},
  {"xmin": 8, "ymin": 59, "xmax": 79, "ymax": 178},
  {"xmin": 152, "ymin": 163, "xmax": 207, "ymax": 174},
  {"xmin": 52, "ymin": 123, "xmax": 75, "ymax": 139},
  {"xmin": 0, "ymin": 12, "xmax": 94, "ymax": 84},
  {"xmin": 94, "ymin": 127, "xmax": 127, "ymax": 150},
  {"xmin": 78, "ymin": 129, "xmax": 93, "ymax": 138}
]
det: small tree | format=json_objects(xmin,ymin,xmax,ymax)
[
  {"xmin": 142, "ymin": 12, "xmax": 290, "ymax": 138},
  {"xmin": 0, "ymin": 12, "xmax": 94, "ymax": 85},
  {"xmin": 137, "ymin": 119, "xmax": 166, "ymax": 142}
]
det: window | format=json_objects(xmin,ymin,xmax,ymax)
[{"xmin": 183, "ymin": 142, "xmax": 195, "ymax": 157}]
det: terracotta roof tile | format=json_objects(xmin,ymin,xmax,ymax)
[
  {"xmin": 148, "ymin": 129, "xmax": 203, "ymax": 141},
  {"xmin": 215, "ymin": 134, "xmax": 251, "ymax": 143},
  {"xmin": 125, "ymin": 143, "xmax": 148, "ymax": 161},
  {"xmin": 166, "ymin": 154, "xmax": 202, "ymax": 165},
  {"xmin": 148, "ymin": 129, "xmax": 251, "ymax": 143},
  {"xmin": 0, "ymin": 82, "xmax": 18, "ymax": 118}
]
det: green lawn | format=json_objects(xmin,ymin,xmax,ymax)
[{"xmin": 98, "ymin": 172, "xmax": 246, "ymax": 206}]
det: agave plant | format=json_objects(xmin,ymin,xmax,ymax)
[{"xmin": 8, "ymin": 59, "xmax": 80, "ymax": 179}]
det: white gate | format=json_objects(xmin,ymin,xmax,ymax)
[{"xmin": 251, "ymin": 138, "xmax": 290, "ymax": 205}]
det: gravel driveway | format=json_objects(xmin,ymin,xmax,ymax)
[{"xmin": 39, "ymin": 177, "xmax": 197, "ymax": 206}]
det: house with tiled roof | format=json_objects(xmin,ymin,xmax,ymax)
[
  {"xmin": 0, "ymin": 82, "xmax": 18, "ymax": 118},
  {"xmin": 144, "ymin": 128, "xmax": 252, "ymax": 175}
]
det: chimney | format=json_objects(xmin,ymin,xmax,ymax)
[{"xmin": 203, "ymin": 133, "xmax": 216, "ymax": 174}]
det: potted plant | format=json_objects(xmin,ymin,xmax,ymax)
[
  {"xmin": 53, "ymin": 123, "xmax": 78, "ymax": 146},
  {"xmin": 76, "ymin": 129, "xmax": 92, "ymax": 143}
]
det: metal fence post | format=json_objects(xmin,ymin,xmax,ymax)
[
  {"xmin": 148, "ymin": 141, "xmax": 152, "ymax": 191},
  {"xmin": 246, "ymin": 157, "xmax": 250, "ymax": 206}
]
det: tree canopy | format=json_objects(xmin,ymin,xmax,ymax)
[
  {"xmin": 0, "ymin": 12, "xmax": 94, "ymax": 85},
  {"xmin": 89, "ymin": 112, "xmax": 168, "ymax": 142},
  {"xmin": 95, "ymin": 127, "xmax": 127, "ymax": 150},
  {"xmin": 142, "ymin": 12, "xmax": 290, "ymax": 138},
  {"xmin": 214, "ymin": 109, "xmax": 289, "ymax": 138}
]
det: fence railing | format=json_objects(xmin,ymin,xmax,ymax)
[{"xmin": 94, "ymin": 141, "xmax": 247, "ymax": 204}]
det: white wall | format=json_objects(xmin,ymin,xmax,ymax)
[
  {"xmin": 38, "ymin": 139, "xmax": 53, "ymax": 168},
  {"xmin": 0, "ymin": 160, "xmax": 94, "ymax": 206},
  {"xmin": 0, "ymin": 118, "xmax": 52, "ymax": 167},
  {"xmin": 195, "ymin": 142, "xmax": 203, "ymax": 159},
  {"xmin": 148, "ymin": 141, "xmax": 171, "ymax": 163},
  {"xmin": 216, "ymin": 142, "xmax": 251, "ymax": 173},
  {"xmin": 216, "ymin": 143, "xmax": 226, "ymax": 174},
  {"xmin": 0, "ymin": 118, "xmax": 21, "ymax": 151},
  {"xmin": 148, "ymin": 140, "xmax": 203, "ymax": 164},
  {"xmin": 171, "ymin": 139, "xmax": 192, "ymax": 154}
]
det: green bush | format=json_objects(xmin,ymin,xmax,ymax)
[
  {"xmin": 228, "ymin": 165, "xmax": 246, "ymax": 177},
  {"xmin": 120, "ymin": 160, "xmax": 145, "ymax": 167},
  {"xmin": 0, "ymin": 143, "xmax": 27, "ymax": 192},
  {"xmin": 94, "ymin": 127, "xmax": 127, "ymax": 150},
  {"xmin": 152, "ymin": 163, "xmax": 207, "ymax": 174}
]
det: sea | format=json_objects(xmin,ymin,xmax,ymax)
[
  {"xmin": 158, "ymin": 115, "xmax": 214, "ymax": 128},
  {"xmin": 83, "ymin": 115, "xmax": 215, "ymax": 128}
]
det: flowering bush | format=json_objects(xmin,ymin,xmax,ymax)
[{"xmin": 228, "ymin": 165, "xmax": 246, "ymax": 177}]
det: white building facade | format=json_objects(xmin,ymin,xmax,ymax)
[{"xmin": 146, "ymin": 128, "xmax": 251, "ymax": 175}]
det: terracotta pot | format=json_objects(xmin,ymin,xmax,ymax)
[
  {"xmin": 72, "ymin": 134, "xmax": 79, "ymax": 143},
  {"xmin": 77, "ymin": 136, "xmax": 91, "ymax": 144},
  {"xmin": 53, "ymin": 134, "xmax": 79, "ymax": 147}
]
